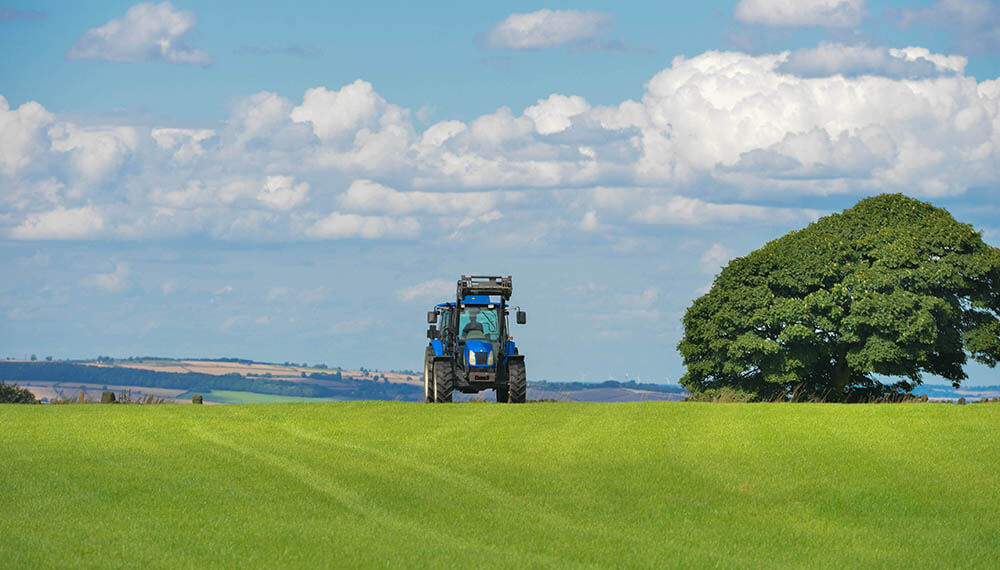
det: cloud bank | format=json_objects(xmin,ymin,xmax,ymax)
[{"xmin": 2, "ymin": 45, "xmax": 998, "ymax": 243}]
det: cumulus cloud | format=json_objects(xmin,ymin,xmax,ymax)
[
  {"xmin": 9, "ymin": 206, "xmax": 105, "ymax": 240},
  {"xmin": 524, "ymin": 94, "xmax": 590, "ymax": 135},
  {"xmin": 0, "ymin": 96, "xmax": 54, "ymax": 176},
  {"xmin": 481, "ymin": 9, "xmax": 614, "ymax": 50},
  {"xmin": 291, "ymin": 80, "xmax": 385, "ymax": 141},
  {"xmin": 257, "ymin": 175, "xmax": 309, "ymax": 210},
  {"xmin": 84, "ymin": 262, "xmax": 131, "ymax": 292},
  {"xmin": 339, "ymin": 179, "xmax": 509, "ymax": 217},
  {"xmin": 67, "ymin": 2, "xmax": 210, "ymax": 65},
  {"xmin": 151, "ymin": 128, "xmax": 215, "ymax": 162},
  {"xmin": 49, "ymin": 123, "xmax": 139, "ymax": 181},
  {"xmin": 780, "ymin": 43, "xmax": 966, "ymax": 78},
  {"xmin": 734, "ymin": 0, "xmax": 867, "ymax": 28},
  {"xmin": 396, "ymin": 279, "xmax": 453, "ymax": 302},
  {"xmin": 894, "ymin": 0, "xmax": 1000, "ymax": 54}
]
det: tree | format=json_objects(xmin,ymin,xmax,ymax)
[
  {"xmin": 678, "ymin": 194, "xmax": 1000, "ymax": 402},
  {"xmin": 0, "ymin": 382, "xmax": 38, "ymax": 404}
]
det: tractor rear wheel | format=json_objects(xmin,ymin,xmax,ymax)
[
  {"xmin": 423, "ymin": 347, "xmax": 434, "ymax": 403},
  {"xmin": 433, "ymin": 360, "xmax": 453, "ymax": 403},
  {"xmin": 507, "ymin": 359, "xmax": 526, "ymax": 403}
]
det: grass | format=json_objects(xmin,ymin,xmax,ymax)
[
  {"xmin": 1, "ymin": 402, "xmax": 997, "ymax": 568},
  {"xmin": 179, "ymin": 390, "xmax": 340, "ymax": 404}
]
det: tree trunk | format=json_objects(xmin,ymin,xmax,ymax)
[{"xmin": 833, "ymin": 357, "xmax": 851, "ymax": 393}]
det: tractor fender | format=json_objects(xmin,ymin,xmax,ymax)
[
  {"xmin": 504, "ymin": 339, "xmax": 517, "ymax": 359},
  {"xmin": 504, "ymin": 354, "xmax": 525, "ymax": 366},
  {"xmin": 430, "ymin": 339, "xmax": 444, "ymax": 356}
]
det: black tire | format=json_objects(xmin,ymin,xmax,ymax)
[
  {"xmin": 433, "ymin": 360, "xmax": 453, "ymax": 403},
  {"xmin": 495, "ymin": 387, "xmax": 509, "ymax": 403},
  {"xmin": 423, "ymin": 347, "xmax": 434, "ymax": 403},
  {"xmin": 507, "ymin": 359, "xmax": 526, "ymax": 403}
]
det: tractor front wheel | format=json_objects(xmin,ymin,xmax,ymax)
[
  {"xmin": 433, "ymin": 360, "xmax": 453, "ymax": 403},
  {"xmin": 507, "ymin": 359, "xmax": 526, "ymax": 403},
  {"xmin": 495, "ymin": 387, "xmax": 509, "ymax": 403}
]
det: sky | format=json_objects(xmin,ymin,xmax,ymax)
[{"xmin": 1, "ymin": 0, "xmax": 999, "ymax": 385}]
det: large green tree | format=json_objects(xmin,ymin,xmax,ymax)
[{"xmin": 679, "ymin": 194, "xmax": 1000, "ymax": 401}]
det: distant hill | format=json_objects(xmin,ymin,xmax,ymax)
[{"xmin": 4, "ymin": 358, "xmax": 991, "ymax": 403}]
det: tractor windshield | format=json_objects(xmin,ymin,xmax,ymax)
[{"xmin": 459, "ymin": 306, "xmax": 500, "ymax": 341}]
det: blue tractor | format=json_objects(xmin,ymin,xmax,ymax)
[{"xmin": 424, "ymin": 275, "xmax": 527, "ymax": 403}]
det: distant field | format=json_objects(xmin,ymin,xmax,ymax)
[
  {"xmin": 183, "ymin": 390, "xmax": 340, "ymax": 404},
  {"xmin": 2, "ymin": 402, "xmax": 997, "ymax": 567}
]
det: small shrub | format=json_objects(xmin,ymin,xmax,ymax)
[
  {"xmin": 101, "ymin": 391, "xmax": 117, "ymax": 404},
  {"xmin": 685, "ymin": 386, "xmax": 758, "ymax": 403},
  {"xmin": 192, "ymin": 394, "xmax": 203, "ymax": 405},
  {"xmin": 0, "ymin": 381, "xmax": 38, "ymax": 404},
  {"xmin": 958, "ymin": 397, "xmax": 966, "ymax": 405}
]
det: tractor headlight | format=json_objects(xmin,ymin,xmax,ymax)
[
  {"xmin": 487, "ymin": 350, "xmax": 493, "ymax": 365},
  {"xmin": 468, "ymin": 350, "xmax": 476, "ymax": 365}
]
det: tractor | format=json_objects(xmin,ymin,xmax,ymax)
[{"xmin": 423, "ymin": 275, "xmax": 527, "ymax": 403}]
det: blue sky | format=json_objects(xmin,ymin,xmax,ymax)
[{"xmin": 2, "ymin": 0, "xmax": 999, "ymax": 385}]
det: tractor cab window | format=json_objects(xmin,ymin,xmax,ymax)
[{"xmin": 459, "ymin": 306, "xmax": 499, "ymax": 341}]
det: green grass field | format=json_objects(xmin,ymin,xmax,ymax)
[
  {"xmin": 180, "ymin": 390, "xmax": 340, "ymax": 404},
  {"xmin": 2, "ymin": 402, "xmax": 998, "ymax": 568}
]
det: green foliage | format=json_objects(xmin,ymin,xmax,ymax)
[
  {"xmin": 679, "ymin": 194, "xmax": 1000, "ymax": 402},
  {"xmin": 101, "ymin": 391, "xmax": 116, "ymax": 404},
  {"xmin": 192, "ymin": 394, "xmax": 203, "ymax": 405},
  {"xmin": 684, "ymin": 386, "xmax": 759, "ymax": 402},
  {"xmin": 0, "ymin": 382, "xmax": 38, "ymax": 404},
  {"xmin": 1, "ymin": 403, "xmax": 998, "ymax": 567}
]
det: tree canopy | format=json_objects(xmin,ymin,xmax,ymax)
[{"xmin": 678, "ymin": 194, "xmax": 1000, "ymax": 401}]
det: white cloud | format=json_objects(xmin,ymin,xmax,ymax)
[
  {"xmin": 481, "ymin": 9, "xmax": 613, "ymax": 50},
  {"xmin": 0, "ymin": 96, "xmax": 54, "ymax": 176},
  {"xmin": 306, "ymin": 211, "xmax": 420, "ymax": 240},
  {"xmin": 2, "ymin": 45, "xmax": 999, "ymax": 243},
  {"xmin": 339, "ymin": 179, "xmax": 506, "ymax": 216},
  {"xmin": 700, "ymin": 244, "xmax": 735, "ymax": 274},
  {"xmin": 48, "ymin": 123, "xmax": 139, "ymax": 180},
  {"xmin": 396, "ymin": 279, "xmax": 453, "ymax": 302},
  {"xmin": 257, "ymin": 175, "xmax": 309, "ymax": 210},
  {"xmin": 151, "ymin": 127, "xmax": 215, "ymax": 162},
  {"xmin": 734, "ymin": 0, "xmax": 867, "ymax": 28},
  {"xmin": 291, "ymin": 80, "xmax": 384, "ymax": 141},
  {"xmin": 633, "ymin": 196, "xmax": 822, "ymax": 226},
  {"xmin": 9, "ymin": 206, "xmax": 105, "ymax": 239},
  {"xmin": 781, "ymin": 43, "xmax": 966, "ymax": 77},
  {"xmin": 84, "ymin": 262, "xmax": 131, "ymax": 292},
  {"xmin": 524, "ymin": 94, "xmax": 590, "ymax": 135},
  {"xmin": 67, "ymin": 2, "xmax": 210, "ymax": 65}
]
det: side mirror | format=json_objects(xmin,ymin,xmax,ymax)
[
  {"xmin": 427, "ymin": 325, "xmax": 438, "ymax": 339},
  {"xmin": 427, "ymin": 311, "xmax": 437, "ymax": 324},
  {"xmin": 516, "ymin": 311, "xmax": 526, "ymax": 324}
]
